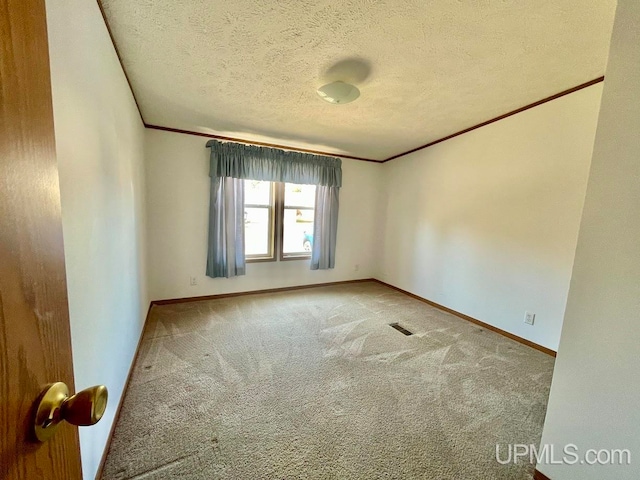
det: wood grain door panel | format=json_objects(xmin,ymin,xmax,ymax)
[{"xmin": 1, "ymin": 0, "xmax": 82, "ymax": 478}]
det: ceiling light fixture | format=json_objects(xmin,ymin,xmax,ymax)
[{"xmin": 317, "ymin": 81, "xmax": 360, "ymax": 104}]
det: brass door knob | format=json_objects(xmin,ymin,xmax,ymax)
[{"xmin": 33, "ymin": 382, "xmax": 108, "ymax": 442}]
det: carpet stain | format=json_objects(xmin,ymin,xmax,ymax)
[{"xmin": 128, "ymin": 454, "xmax": 197, "ymax": 479}]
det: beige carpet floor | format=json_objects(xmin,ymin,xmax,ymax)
[{"xmin": 101, "ymin": 281, "xmax": 554, "ymax": 480}]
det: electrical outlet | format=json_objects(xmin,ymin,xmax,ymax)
[
  {"xmin": 354, "ymin": 264, "xmax": 360, "ymax": 272},
  {"xmin": 190, "ymin": 276, "xmax": 197, "ymax": 286},
  {"xmin": 524, "ymin": 311, "xmax": 535, "ymax": 325}
]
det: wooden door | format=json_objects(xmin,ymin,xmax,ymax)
[{"xmin": 0, "ymin": 0, "xmax": 83, "ymax": 478}]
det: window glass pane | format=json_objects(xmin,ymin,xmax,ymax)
[
  {"xmin": 245, "ymin": 180, "xmax": 271, "ymax": 206},
  {"xmin": 283, "ymin": 183, "xmax": 315, "ymax": 256},
  {"xmin": 282, "ymin": 208, "xmax": 314, "ymax": 255},
  {"xmin": 284, "ymin": 183, "xmax": 316, "ymax": 208},
  {"xmin": 244, "ymin": 207, "xmax": 270, "ymax": 256}
]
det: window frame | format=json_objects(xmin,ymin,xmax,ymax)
[
  {"xmin": 277, "ymin": 182, "xmax": 315, "ymax": 261},
  {"xmin": 244, "ymin": 181, "xmax": 277, "ymax": 263},
  {"xmin": 244, "ymin": 181, "xmax": 315, "ymax": 263}
]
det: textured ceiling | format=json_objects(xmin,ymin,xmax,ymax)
[{"xmin": 100, "ymin": 0, "xmax": 616, "ymax": 160}]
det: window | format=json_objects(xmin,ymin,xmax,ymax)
[
  {"xmin": 243, "ymin": 180, "xmax": 316, "ymax": 262},
  {"xmin": 244, "ymin": 180, "xmax": 275, "ymax": 261},
  {"xmin": 281, "ymin": 182, "xmax": 316, "ymax": 259}
]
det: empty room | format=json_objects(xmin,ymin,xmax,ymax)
[{"xmin": 2, "ymin": 0, "xmax": 639, "ymax": 479}]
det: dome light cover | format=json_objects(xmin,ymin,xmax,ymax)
[{"xmin": 317, "ymin": 81, "xmax": 360, "ymax": 104}]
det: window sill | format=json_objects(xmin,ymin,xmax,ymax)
[
  {"xmin": 245, "ymin": 255, "xmax": 311, "ymax": 263},
  {"xmin": 280, "ymin": 255, "xmax": 311, "ymax": 261},
  {"xmin": 246, "ymin": 256, "xmax": 277, "ymax": 263}
]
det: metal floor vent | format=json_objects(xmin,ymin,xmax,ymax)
[{"xmin": 389, "ymin": 323, "xmax": 413, "ymax": 336}]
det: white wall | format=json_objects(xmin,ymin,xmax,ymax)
[
  {"xmin": 45, "ymin": 0, "xmax": 149, "ymax": 478},
  {"xmin": 145, "ymin": 129, "xmax": 382, "ymax": 301},
  {"xmin": 538, "ymin": 0, "xmax": 639, "ymax": 478},
  {"xmin": 378, "ymin": 84, "xmax": 603, "ymax": 351}
]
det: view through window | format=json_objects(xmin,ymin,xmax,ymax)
[
  {"xmin": 244, "ymin": 180, "xmax": 273, "ymax": 258},
  {"xmin": 282, "ymin": 183, "xmax": 316, "ymax": 257}
]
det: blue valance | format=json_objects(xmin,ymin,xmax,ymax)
[{"xmin": 206, "ymin": 140, "xmax": 342, "ymax": 188}]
